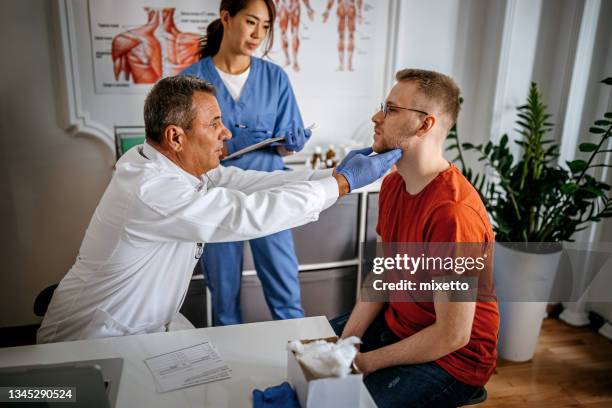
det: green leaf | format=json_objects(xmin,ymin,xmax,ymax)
[
  {"xmin": 602, "ymin": 78, "xmax": 612, "ymax": 85},
  {"xmin": 594, "ymin": 119, "xmax": 611, "ymax": 126},
  {"xmin": 605, "ymin": 112, "xmax": 612, "ymax": 119},
  {"xmin": 461, "ymin": 143, "xmax": 474, "ymax": 149},
  {"xmin": 590, "ymin": 127, "xmax": 606, "ymax": 134},
  {"xmin": 582, "ymin": 185, "xmax": 605, "ymax": 197},
  {"xmin": 560, "ymin": 183, "xmax": 578, "ymax": 194},
  {"xmin": 568, "ymin": 160, "xmax": 588, "ymax": 173},
  {"xmin": 579, "ymin": 143, "xmax": 598, "ymax": 152}
]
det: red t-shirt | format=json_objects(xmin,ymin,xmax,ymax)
[{"xmin": 376, "ymin": 165, "xmax": 499, "ymax": 387}]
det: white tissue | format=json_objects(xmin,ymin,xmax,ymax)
[{"xmin": 288, "ymin": 337, "xmax": 361, "ymax": 378}]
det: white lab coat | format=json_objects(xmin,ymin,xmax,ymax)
[{"xmin": 37, "ymin": 143, "xmax": 338, "ymax": 343}]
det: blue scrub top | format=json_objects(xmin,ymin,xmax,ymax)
[{"xmin": 180, "ymin": 56, "xmax": 305, "ymax": 172}]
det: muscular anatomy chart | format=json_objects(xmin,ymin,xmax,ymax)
[
  {"xmin": 111, "ymin": 8, "xmax": 199, "ymax": 83},
  {"xmin": 266, "ymin": 0, "xmax": 386, "ymax": 98},
  {"xmin": 90, "ymin": 0, "xmax": 387, "ymax": 96},
  {"xmin": 111, "ymin": 8, "xmax": 162, "ymax": 84},
  {"xmin": 322, "ymin": 0, "xmax": 364, "ymax": 72},
  {"xmin": 90, "ymin": 0, "xmax": 217, "ymax": 93},
  {"xmin": 276, "ymin": 0, "xmax": 315, "ymax": 72}
]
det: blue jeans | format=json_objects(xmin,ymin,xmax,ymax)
[{"xmin": 329, "ymin": 311, "xmax": 479, "ymax": 408}]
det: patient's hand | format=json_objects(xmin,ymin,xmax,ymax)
[{"xmin": 354, "ymin": 352, "xmax": 374, "ymax": 377}]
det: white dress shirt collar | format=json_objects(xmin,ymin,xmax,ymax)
[{"xmin": 141, "ymin": 142, "xmax": 206, "ymax": 189}]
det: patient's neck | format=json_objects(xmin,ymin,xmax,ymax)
[{"xmin": 395, "ymin": 152, "xmax": 449, "ymax": 195}]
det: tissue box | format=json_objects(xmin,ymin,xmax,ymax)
[{"xmin": 287, "ymin": 336, "xmax": 363, "ymax": 408}]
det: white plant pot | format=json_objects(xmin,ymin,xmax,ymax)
[{"xmin": 494, "ymin": 243, "xmax": 562, "ymax": 362}]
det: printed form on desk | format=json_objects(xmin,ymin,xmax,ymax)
[{"xmin": 144, "ymin": 341, "xmax": 231, "ymax": 393}]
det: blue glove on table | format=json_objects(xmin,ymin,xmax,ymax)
[
  {"xmin": 225, "ymin": 128, "xmax": 270, "ymax": 155},
  {"xmin": 253, "ymin": 382, "xmax": 300, "ymax": 408},
  {"xmin": 337, "ymin": 148, "xmax": 402, "ymax": 192},
  {"xmin": 278, "ymin": 126, "xmax": 312, "ymax": 152}
]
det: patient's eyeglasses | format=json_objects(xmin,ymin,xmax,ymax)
[{"xmin": 379, "ymin": 102, "xmax": 429, "ymax": 118}]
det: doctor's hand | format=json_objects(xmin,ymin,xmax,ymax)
[
  {"xmin": 279, "ymin": 126, "xmax": 312, "ymax": 152},
  {"xmin": 224, "ymin": 128, "xmax": 270, "ymax": 155},
  {"xmin": 336, "ymin": 147, "xmax": 375, "ymax": 173},
  {"xmin": 336, "ymin": 148, "xmax": 402, "ymax": 192}
]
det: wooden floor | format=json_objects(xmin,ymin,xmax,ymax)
[{"xmin": 482, "ymin": 317, "xmax": 612, "ymax": 407}]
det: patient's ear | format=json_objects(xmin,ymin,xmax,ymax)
[{"xmin": 416, "ymin": 116, "xmax": 436, "ymax": 137}]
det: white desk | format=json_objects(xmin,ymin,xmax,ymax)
[{"xmin": 0, "ymin": 317, "xmax": 375, "ymax": 407}]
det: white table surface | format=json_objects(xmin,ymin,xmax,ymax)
[{"xmin": 0, "ymin": 316, "xmax": 375, "ymax": 407}]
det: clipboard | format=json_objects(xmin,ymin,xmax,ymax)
[{"xmin": 222, "ymin": 136, "xmax": 285, "ymax": 161}]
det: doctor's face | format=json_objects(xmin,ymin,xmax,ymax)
[
  {"xmin": 372, "ymin": 81, "xmax": 429, "ymax": 153},
  {"xmin": 181, "ymin": 92, "xmax": 231, "ymax": 175},
  {"xmin": 222, "ymin": 0, "xmax": 271, "ymax": 56}
]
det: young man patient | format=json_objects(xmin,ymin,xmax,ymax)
[{"xmin": 332, "ymin": 69, "xmax": 498, "ymax": 408}]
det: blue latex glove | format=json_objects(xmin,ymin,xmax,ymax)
[
  {"xmin": 252, "ymin": 382, "xmax": 300, "ymax": 408},
  {"xmin": 225, "ymin": 128, "xmax": 270, "ymax": 155},
  {"xmin": 336, "ymin": 146, "xmax": 375, "ymax": 173},
  {"xmin": 337, "ymin": 148, "xmax": 402, "ymax": 191},
  {"xmin": 278, "ymin": 126, "xmax": 312, "ymax": 152}
]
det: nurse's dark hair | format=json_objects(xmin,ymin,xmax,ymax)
[
  {"xmin": 144, "ymin": 75, "xmax": 216, "ymax": 144},
  {"xmin": 198, "ymin": 0, "xmax": 276, "ymax": 59}
]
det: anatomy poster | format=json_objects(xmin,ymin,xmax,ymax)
[
  {"xmin": 89, "ymin": 0, "xmax": 389, "ymax": 96},
  {"xmin": 89, "ymin": 0, "xmax": 218, "ymax": 94},
  {"xmin": 268, "ymin": 0, "xmax": 388, "ymax": 98}
]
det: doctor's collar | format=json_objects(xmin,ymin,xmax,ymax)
[{"xmin": 141, "ymin": 142, "xmax": 205, "ymax": 189}]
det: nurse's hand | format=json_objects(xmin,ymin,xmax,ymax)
[
  {"xmin": 276, "ymin": 145, "xmax": 296, "ymax": 157},
  {"xmin": 225, "ymin": 129, "xmax": 270, "ymax": 155},
  {"xmin": 279, "ymin": 126, "xmax": 312, "ymax": 152},
  {"xmin": 336, "ymin": 148, "xmax": 402, "ymax": 192}
]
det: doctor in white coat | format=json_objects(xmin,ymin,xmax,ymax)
[{"xmin": 37, "ymin": 75, "xmax": 401, "ymax": 343}]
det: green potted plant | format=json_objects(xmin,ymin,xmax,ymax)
[{"xmin": 446, "ymin": 78, "xmax": 612, "ymax": 361}]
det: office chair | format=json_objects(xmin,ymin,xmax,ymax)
[{"xmin": 33, "ymin": 284, "xmax": 58, "ymax": 317}]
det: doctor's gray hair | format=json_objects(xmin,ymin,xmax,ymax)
[{"xmin": 144, "ymin": 75, "xmax": 216, "ymax": 144}]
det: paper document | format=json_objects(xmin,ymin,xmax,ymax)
[
  {"xmin": 144, "ymin": 342, "xmax": 231, "ymax": 393},
  {"xmin": 222, "ymin": 137, "xmax": 285, "ymax": 161}
]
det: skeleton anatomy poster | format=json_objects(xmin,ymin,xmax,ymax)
[{"xmin": 89, "ymin": 0, "xmax": 388, "ymax": 96}]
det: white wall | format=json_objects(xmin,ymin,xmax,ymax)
[
  {"xmin": 582, "ymin": 0, "xmax": 612, "ymax": 320},
  {"xmin": 0, "ymin": 0, "xmax": 114, "ymax": 327},
  {"xmin": 1, "ymin": 0, "xmax": 610, "ymax": 328}
]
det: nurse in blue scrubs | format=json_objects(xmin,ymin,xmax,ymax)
[{"xmin": 180, "ymin": 0, "xmax": 311, "ymax": 325}]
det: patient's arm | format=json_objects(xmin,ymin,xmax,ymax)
[
  {"xmin": 354, "ymin": 298, "xmax": 475, "ymax": 376},
  {"xmin": 341, "ymin": 301, "xmax": 385, "ymax": 340}
]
